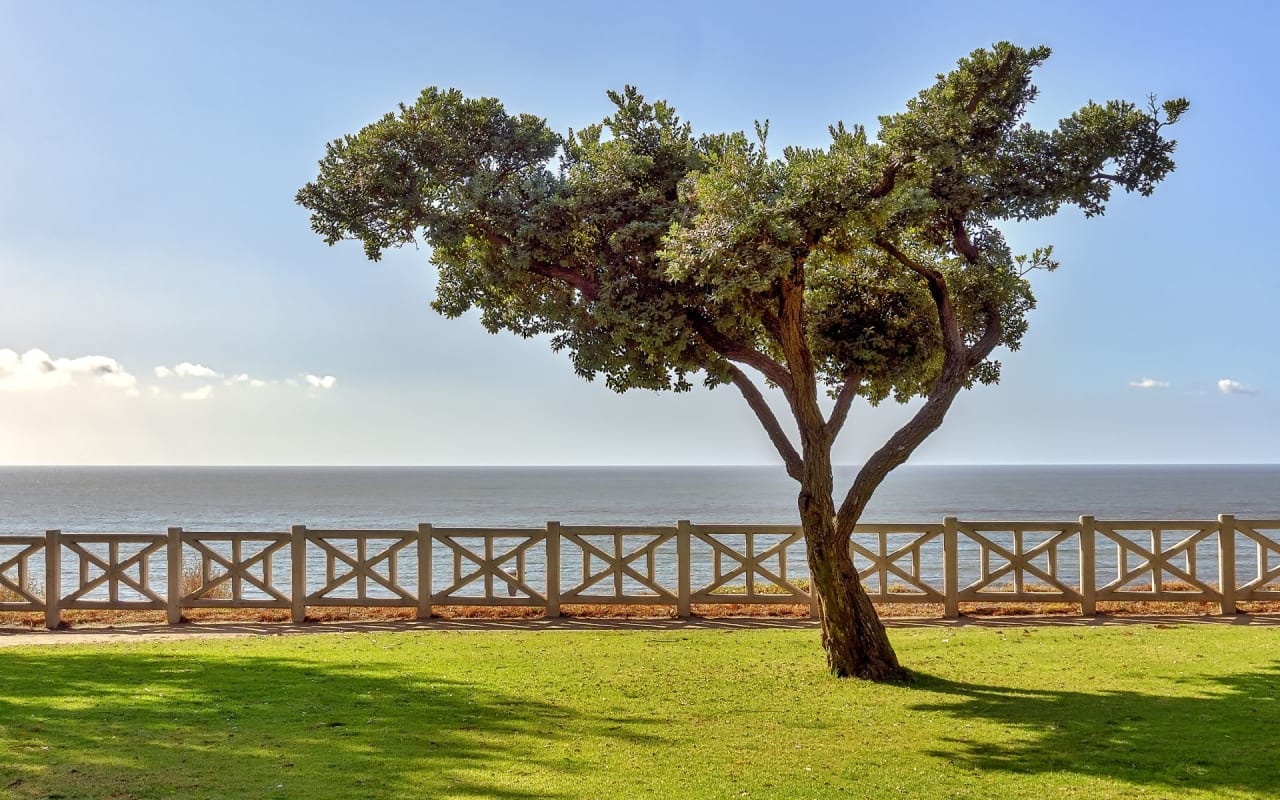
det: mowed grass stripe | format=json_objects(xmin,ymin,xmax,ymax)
[{"xmin": 1, "ymin": 627, "xmax": 1277, "ymax": 799}]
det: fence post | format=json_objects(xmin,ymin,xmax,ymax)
[
  {"xmin": 44, "ymin": 529, "xmax": 61, "ymax": 630},
  {"xmin": 1218, "ymin": 514, "xmax": 1237, "ymax": 615},
  {"xmin": 416, "ymin": 523, "xmax": 432, "ymax": 620},
  {"xmin": 676, "ymin": 520, "xmax": 692, "ymax": 618},
  {"xmin": 545, "ymin": 521, "xmax": 561, "ymax": 618},
  {"xmin": 290, "ymin": 525, "xmax": 307, "ymax": 623},
  {"xmin": 166, "ymin": 527, "xmax": 183, "ymax": 625},
  {"xmin": 943, "ymin": 517, "xmax": 959, "ymax": 620},
  {"xmin": 1079, "ymin": 515, "xmax": 1096, "ymax": 617}
]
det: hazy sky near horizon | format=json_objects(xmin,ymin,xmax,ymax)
[{"xmin": 2, "ymin": 1, "xmax": 1277, "ymax": 466}]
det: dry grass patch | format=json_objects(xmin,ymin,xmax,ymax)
[{"xmin": 4, "ymin": 578, "xmax": 1278, "ymax": 629}]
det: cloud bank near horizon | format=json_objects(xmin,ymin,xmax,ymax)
[
  {"xmin": 1, "ymin": 347, "xmax": 335, "ymax": 400},
  {"xmin": 0, "ymin": 348, "xmax": 138, "ymax": 393}
]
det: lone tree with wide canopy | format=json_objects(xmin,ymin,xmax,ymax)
[{"xmin": 298, "ymin": 43, "xmax": 1186, "ymax": 680}]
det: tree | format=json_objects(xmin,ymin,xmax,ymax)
[{"xmin": 297, "ymin": 43, "xmax": 1187, "ymax": 680}]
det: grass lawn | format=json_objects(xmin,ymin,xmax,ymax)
[{"xmin": 1, "ymin": 625, "xmax": 1277, "ymax": 799}]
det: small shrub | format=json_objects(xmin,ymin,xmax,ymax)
[
  {"xmin": 180, "ymin": 560, "xmax": 231, "ymax": 600},
  {"xmin": 0, "ymin": 578, "xmax": 43, "ymax": 604}
]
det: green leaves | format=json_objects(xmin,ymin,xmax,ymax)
[
  {"xmin": 296, "ymin": 88, "xmax": 561, "ymax": 262},
  {"xmin": 298, "ymin": 44, "xmax": 1185, "ymax": 411}
]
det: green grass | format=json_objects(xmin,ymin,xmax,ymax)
[{"xmin": 1, "ymin": 626, "xmax": 1278, "ymax": 799}]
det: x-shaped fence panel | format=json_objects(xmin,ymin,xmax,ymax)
[
  {"xmin": 60, "ymin": 534, "xmax": 167, "ymax": 609},
  {"xmin": 559, "ymin": 526, "xmax": 678, "ymax": 604},
  {"xmin": 180, "ymin": 532, "xmax": 292, "ymax": 608},
  {"xmin": 690, "ymin": 525, "xmax": 809, "ymax": 604},
  {"xmin": 430, "ymin": 528, "xmax": 547, "ymax": 606},
  {"xmin": 0, "ymin": 536, "xmax": 46, "ymax": 611},
  {"xmin": 850, "ymin": 524, "xmax": 946, "ymax": 602},
  {"xmin": 1094, "ymin": 521, "xmax": 1221, "ymax": 601},
  {"xmin": 956, "ymin": 523, "xmax": 1082, "ymax": 602},
  {"xmin": 303, "ymin": 530, "xmax": 418, "ymax": 606},
  {"xmin": 1236, "ymin": 520, "xmax": 1280, "ymax": 601}
]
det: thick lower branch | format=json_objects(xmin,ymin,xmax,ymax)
[
  {"xmin": 776, "ymin": 274, "xmax": 831, "ymax": 464},
  {"xmin": 834, "ymin": 376, "xmax": 965, "ymax": 536},
  {"xmin": 836, "ymin": 307, "xmax": 1004, "ymax": 535},
  {"xmin": 727, "ymin": 365, "xmax": 803, "ymax": 481},
  {"xmin": 686, "ymin": 311, "xmax": 795, "ymax": 396}
]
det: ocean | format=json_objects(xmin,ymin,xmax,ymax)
[{"xmin": 1, "ymin": 464, "xmax": 1277, "ymax": 533}]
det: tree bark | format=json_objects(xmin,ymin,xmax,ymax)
[
  {"xmin": 768, "ymin": 272, "xmax": 908, "ymax": 682},
  {"xmin": 798, "ymin": 467, "xmax": 907, "ymax": 681}
]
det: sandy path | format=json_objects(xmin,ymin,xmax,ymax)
[{"xmin": 2, "ymin": 613, "xmax": 1277, "ymax": 647}]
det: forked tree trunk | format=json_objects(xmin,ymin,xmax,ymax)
[{"xmin": 798, "ymin": 475, "xmax": 906, "ymax": 681}]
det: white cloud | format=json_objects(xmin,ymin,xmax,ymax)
[
  {"xmin": 181, "ymin": 385, "xmax": 215, "ymax": 401},
  {"xmin": 155, "ymin": 362, "xmax": 222, "ymax": 379},
  {"xmin": 174, "ymin": 362, "xmax": 221, "ymax": 379},
  {"xmin": 0, "ymin": 348, "xmax": 138, "ymax": 392},
  {"xmin": 227, "ymin": 373, "xmax": 267, "ymax": 388},
  {"xmin": 304, "ymin": 374, "xmax": 337, "ymax": 390},
  {"xmin": 1217, "ymin": 378, "xmax": 1259, "ymax": 395},
  {"xmin": 1128, "ymin": 377, "xmax": 1169, "ymax": 389}
]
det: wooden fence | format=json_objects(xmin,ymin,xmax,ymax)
[{"xmin": 2, "ymin": 516, "xmax": 1278, "ymax": 629}]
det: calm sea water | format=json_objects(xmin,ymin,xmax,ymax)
[{"xmin": 0, "ymin": 465, "xmax": 1277, "ymax": 533}]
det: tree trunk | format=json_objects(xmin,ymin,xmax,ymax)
[{"xmin": 799, "ymin": 478, "xmax": 906, "ymax": 681}]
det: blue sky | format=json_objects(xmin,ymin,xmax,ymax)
[{"xmin": 1, "ymin": 0, "xmax": 1276, "ymax": 465}]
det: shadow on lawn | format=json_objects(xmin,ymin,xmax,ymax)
[
  {"xmin": 0, "ymin": 649, "xmax": 663, "ymax": 799},
  {"xmin": 909, "ymin": 662, "xmax": 1280, "ymax": 795}
]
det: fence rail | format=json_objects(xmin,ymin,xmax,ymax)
[{"xmin": 1, "ymin": 515, "xmax": 1278, "ymax": 629}]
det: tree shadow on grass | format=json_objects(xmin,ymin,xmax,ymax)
[
  {"xmin": 0, "ymin": 649, "xmax": 665, "ymax": 799},
  {"xmin": 908, "ymin": 662, "xmax": 1280, "ymax": 796}
]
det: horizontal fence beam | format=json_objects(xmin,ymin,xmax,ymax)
[{"xmin": 0, "ymin": 517, "xmax": 1276, "ymax": 629}]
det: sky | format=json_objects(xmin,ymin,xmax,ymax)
[{"xmin": 1, "ymin": 0, "xmax": 1277, "ymax": 466}]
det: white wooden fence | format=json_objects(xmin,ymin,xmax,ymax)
[{"xmin": 2, "ymin": 516, "xmax": 1278, "ymax": 629}]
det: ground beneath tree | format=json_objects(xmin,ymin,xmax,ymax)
[{"xmin": 3, "ymin": 612, "xmax": 1277, "ymax": 648}]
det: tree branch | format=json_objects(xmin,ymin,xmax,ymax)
[
  {"xmin": 685, "ymin": 310, "xmax": 796, "ymax": 397},
  {"xmin": 834, "ymin": 373, "xmax": 966, "ymax": 536},
  {"xmin": 867, "ymin": 158, "xmax": 906, "ymax": 199},
  {"xmin": 840, "ymin": 232, "xmax": 1004, "ymax": 536},
  {"xmin": 527, "ymin": 263, "xmax": 600, "ymax": 300},
  {"xmin": 835, "ymin": 298, "xmax": 1006, "ymax": 537},
  {"xmin": 825, "ymin": 372, "xmax": 861, "ymax": 442},
  {"xmin": 964, "ymin": 48, "xmax": 1018, "ymax": 117},
  {"xmin": 949, "ymin": 216, "xmax": 982, "ymax": 263},
  {"xmin": 727, "ymin": 364, "xmax": 803, "ymax": 481},
  {"xmin": 777, "ymin": 272, "xmax": 817, "ymax": 401},
  {"xmin": 772, "ymin": 268, "xmax": 837, "ymax": 475},
  {"xmin": 874, "ymin": 236, "xmax": 964, "ymax": 361},
  {"xmin": 966, "ymin": 302, "xmax": 1003, "ymax": 368},
  {"xmin": 480, "ymin": 228, "xmax": 602, "ymax": 301}
]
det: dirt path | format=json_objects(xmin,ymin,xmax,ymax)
[{"xmin": 2, "ymin": 613, "xmax": 1277, "ymax": 647}]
